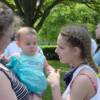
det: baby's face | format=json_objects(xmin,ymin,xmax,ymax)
[{"xmin": 18, "ymin": 34, "xmax": 38, "ymax": 55}]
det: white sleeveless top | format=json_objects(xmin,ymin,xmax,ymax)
[{"xmin": 62, "ymin": 65, "xmax": 100, "ymax": 100}]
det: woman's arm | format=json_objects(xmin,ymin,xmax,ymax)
[
  {"xmin": 47, "ymin": 70, "xmax": 62, "ymax": 100},
  {"xmin": 0, "ymin": 71, "xmax": 17, "ymax": 100},
  {"xmin": 69, "ymin": 75, "xmax": 94, "ymax": 100},
  {"xmin": 51, "ymin": 84, "xmax": 62, "ymax": 100}
]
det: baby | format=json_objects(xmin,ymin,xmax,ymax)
[{"xmin": 6, "ymin": 27, "xmax": 55, "ymax": 100}]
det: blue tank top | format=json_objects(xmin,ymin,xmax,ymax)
[
  {"xmin": 19, "ymin": 53, "xmax": 45, "ymax": 72},
  {"xmin": 6, "ymin": 53, "xmax": 48, "ymax": 95}
]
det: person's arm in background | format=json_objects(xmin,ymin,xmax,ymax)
[{"xmin": 0, "ymin": 71, "xmax": 17, "ymax": 100}]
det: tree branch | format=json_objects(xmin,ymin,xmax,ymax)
[
  {"xmin": 86, "ymin": 4, "xmax": 100, "ymax": 13},
  {"xmin": 36, "ymin": 0, "xmax": 64, "ymax": 31},
  {"xmin": 14, "ymin": 0, "xmax": 24, "ymax": 16},
  {"xmin": 32, "ymin": 0, "xmax": 44, "ymax": 24}
]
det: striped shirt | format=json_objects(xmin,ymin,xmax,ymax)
[{"xmin": 0, "ymin": 68, "xmax": 29, "ymax": 100}]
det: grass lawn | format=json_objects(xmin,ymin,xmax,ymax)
[{"xmin": 43, "ymin": 60, "xmax": 70, "ymax": 100}]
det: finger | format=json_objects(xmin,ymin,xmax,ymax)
[
  {"xmin": 57, "ymin": 69, "xmax": 61, "ymax": 73},
  {"xmin": 47, "ymin": 77, "xmax": 52, "ymax": 83}
]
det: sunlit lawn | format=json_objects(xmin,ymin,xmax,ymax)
[{"xmin": 43, "ymin": 60, "xmax": 69, "ymax": 100}]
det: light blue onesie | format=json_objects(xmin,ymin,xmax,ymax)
[{"xmin": 6, "ymin": 53, "xmax": 48, "ymax": 95}]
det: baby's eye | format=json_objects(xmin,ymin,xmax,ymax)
[
  {"xmin": 26, "ymin": 43, "xmax": 31, "ymax": 45},
  {"xmin": 58, "ymin": 45, "xmax": 64, "ymax": 49},
  {"xmin": 33, "ymin": 42, "xmax": 37, "ymax": 45}
]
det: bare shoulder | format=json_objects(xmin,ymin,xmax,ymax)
[
  {"xmin": 70, "ymin": 70, "xmax": 96, "ymax": 100},
  {"xmin": 71, "ymin": 74, "xmax": 91, "ymax": 90},
  {"xmin": 73, "ymin": 73, "xmax": 92, "ymax": 86},
  {"xmin": 72, "ymin": 68, "xmax": 97, "ymax": 91},
  {"xmin": 0, "ymin": 70, "xmax": 11, "ymax": 86},
  {"xmin": 0, "ymin": 70, "xmax": 17, "ymax": 100}
]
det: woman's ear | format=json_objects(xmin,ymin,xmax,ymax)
[{"xmin": 73, "ymin": 47, "xmax": 81, "ymax": 57}]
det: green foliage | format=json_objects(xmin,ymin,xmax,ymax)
[
  {"xmin": 38, "ymin": 5, "xmax": 69, "ymax": 42},
  {"xmin": 7, "ymin": 0, "xmax": 15, "ymax": 5},
  {"xmin": 3, "ymin": 0, "xmax": 66, "ymax": 31},
  {"xmin": 98, "ymin": 73, "xmax": 100, "ymax": 78},
  {"xmin": 41, "ymin": 45, "xmax": 58, "ymax": 60},
  {"xmin": 48, "ymin": 60, "xmax": 69, "ymax": 71},
  {"xmin": 42, "ymin": 44, "xmax": 57, "ymax": 47},
  {"xmin": 39, "ymin": 3, "xmax": 100, "ymax": 42},
  {"xmin": 3, "ymin": 0, "xmax": 100, "ymax": 41}
]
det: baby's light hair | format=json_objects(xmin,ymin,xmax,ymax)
[
  {"xmin": 15, "ymin": 27, "xmax": 37, "ymax": 40},
  {"xmin": 60, "ymin": 24, "xmax": 99, "ymax": 73}
]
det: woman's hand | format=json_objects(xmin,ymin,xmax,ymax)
[
  {"xmin": 0, "ymin": 54, "xmax": 10, "ymax": 64},
  {"xmin": 47, "ymin": 69, "xmax": 60, "ymax": 87}
]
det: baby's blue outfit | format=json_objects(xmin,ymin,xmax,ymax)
[{"xmin": 6, "ymin": 53, "xmax": 48, "ymax": 95}]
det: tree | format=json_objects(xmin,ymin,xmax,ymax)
[
  {"xmin": 1, "ymin": 0, "xmax": 100, "ymax": 32},
  {"xmin": 1, "ymin": 0, "xmax": 66, "ymax": 31},
  {"xmin": 39, "ymin": 3, "xmax": 100, "ymax": 43}
]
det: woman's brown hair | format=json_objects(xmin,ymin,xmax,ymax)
[{"xmin": 0, "ymin": 2, "xmax": 14, "ymax": 38}]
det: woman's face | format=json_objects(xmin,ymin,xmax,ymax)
[
  {"xmin": 0, "ymin": 26, "xmax": 14, "ymax": 53},
  {"xmin": 95, "ymin": 24, "xmax": 100, "ymax": 39},
  {"xmin": 55, "ymin": 34, "xmax": 75, "ymax": 65}
]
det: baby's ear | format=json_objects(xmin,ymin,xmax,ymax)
[{"xmin": 16, "ymin": 40, "xmax": 21, "ymax": 47}]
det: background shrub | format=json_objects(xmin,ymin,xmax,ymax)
[{"xmin": 41, "ymin": 45, "xmax": 59, "ymax": 60}]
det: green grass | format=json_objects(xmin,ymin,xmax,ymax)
[
  {"xmin": 43, "ymin": 60, "xmax": 69, "ymax": 100},
  {"xmin": 48, "ymin": 60, "xmax": 69, "ymax": 71},
  {"xmin": 98, "ymin": 73, "xmax": 100, "ymax": 78}
]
